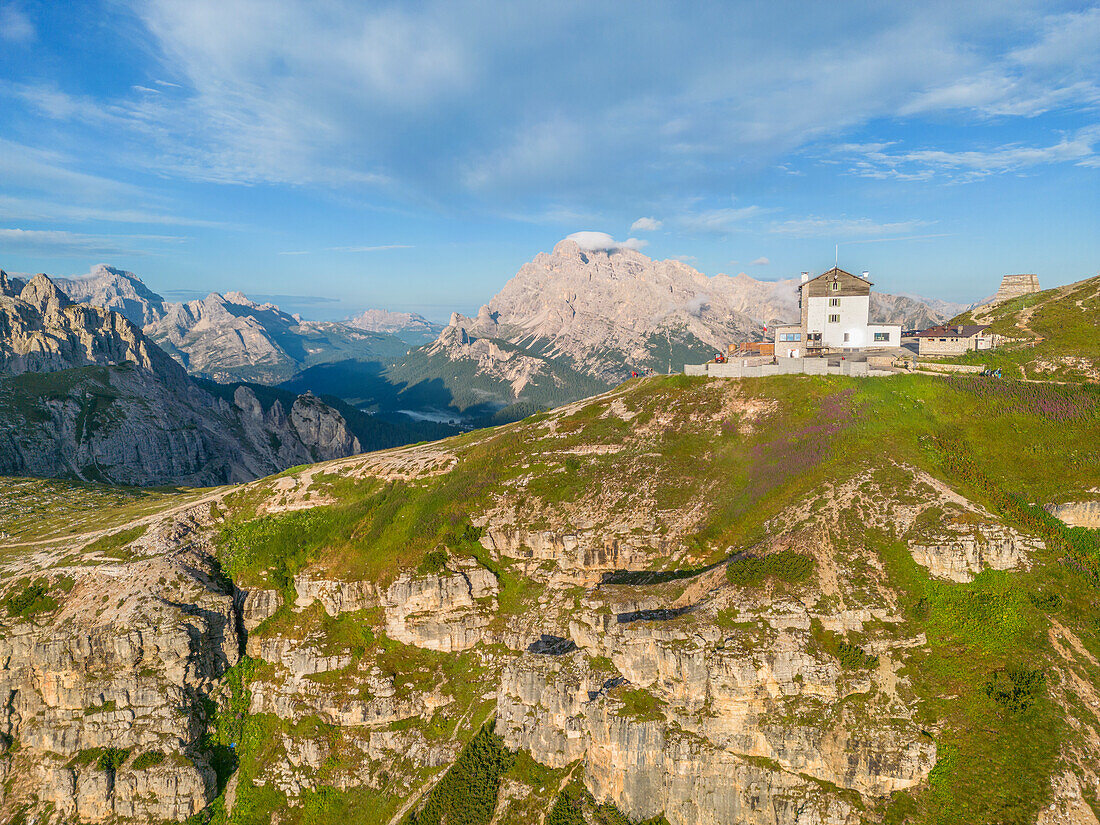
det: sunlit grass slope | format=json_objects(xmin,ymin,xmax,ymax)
[
  {"xmin": 194, "ymin": 372, "xmax": 1100, "ymax": 825},
  {"xmin": 947, "ymin": 274, "xmax": 1100, "ymax": 381}
]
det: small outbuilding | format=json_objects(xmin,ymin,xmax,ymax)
[{"xmin": 916, "ymin": 324, "xmax": 996, "ymax": 356}]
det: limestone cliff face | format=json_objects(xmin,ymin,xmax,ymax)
[
  {"xmin": 908, "ymin": 522, "xmax": 1041, "ymax": 582},
  {"xmin": 1047, "ymin": 499, "xmax": 1100, "ymax": 530},
  {"xmin": 0, "ymin": 275, "xmax": 182, "ymax": 382},
  {"xmin": 0, "ymin": 507, "xmax": 234, "ymax": 822},
  {"xmin": 383, "ymin": 560, "xmax": 499, "ymax": 652}
]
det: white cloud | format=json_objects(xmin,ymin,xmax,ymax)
[
  {"xmin": 750, "ymin": 256, "xmax": 769, "ymax": 266},
  {"xmin": 844, "ymin": 232, "xmax": 954, "ymax": 245},
  {"xmin": 677, "ymin": 206, "xmax": 766, "ymax": 234},
  {"xmin": 0, "ymin": 139, "xmax": 142, "ymax": 201},
  {"xmin": 502, "ymin": 205, "xmax": 600, "ymax": 225},
  {"xmin": 630, "ymin": 217, "xmax": 662, "ymax": 232},
  {"xmin": 4, "ymin": 1, "xmax": 1097, "ymax": 224},
  {"xmin": 0, "ymin": 228, "xmax": 182, "ymax": 256},
  {"xmin": 565, "ymin": 231, "xmax": 647, "ymax": 252},
  {"xmin": 463, "ymin": 118, "xmax": 587, "ymax": 193},
  {"xmin": 0, "ymin": 194, "xmax": 229, "ymax": 228},
  {"xmin": 683, "ymin": 294, "xmax": 709, "ymax": 315},
  {"xmin": 126, "ymin": 0, "xmax": 472, "ymax": 186},
  {"xmin": 902, "ymin": 7, "xmax": 1100, "ymax": 118},
  {"xmin": 0, "ymin": 4, "xmax": 34, "ymax": 44},
  {"xmin": 840, "ymin": 127, "xmax": 1100, "ymax": 182},
  {"xmin": 0, "ymin": 140, "xmax": 230, "ymax": 230},
  {"xmin": 768, "ymin": 216, "xmax": 931, "ymax": 238},
  {"xmin": 78, "ymin": 3, "xmax": 1077, "ymax": 198}
]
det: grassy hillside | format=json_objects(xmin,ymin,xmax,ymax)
[
  {"xmin": 0, "ymin": 475, "xmax": 203, "ymax": 543},
  {"xmin": 945, "ymin": 274, "xmax": 1100, "ymax": 381},
  {"xmin": 190, "ymin": 373, "xmax": 1100, "ymax": 825},
  {"xmin": 5, "ymin": 372, "xmax": 1099, "ymax": 825}
]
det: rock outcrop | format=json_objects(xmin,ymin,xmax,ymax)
[
  {"xmin": 908, "ymin": 522, "xmax": 1041, "ymax": 582},
  {"xmin": 292, "ymin": 572, "xmax": 377, "ymax": 616},
  {"xmin": 383, "ymin": 560, "xmax": 499, "ymax": 652},
  {"xmin": 1047, "ymin": 500, "xmax": 1100, "ymax": 530},
  {"xmin": 0, "ymin": 529, "xmax": 234, "ymax": 821}
]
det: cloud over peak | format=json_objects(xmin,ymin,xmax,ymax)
[{"xmin": 565, "ymin": 231, "xmax": 647, "ymax": 253}]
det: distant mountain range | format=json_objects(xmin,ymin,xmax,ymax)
[
  {"xmin": 55, "ymin": 265, "xmax": 416, "ymax": 384},
  {"xmin": 29, "ymin": 247, "xmax": 966, "ymax": 427},
  {"xmin": 347, "ymin": 307, "xmax": 442, "ymax": 344},
  {"xmin": 0, "ymin": 271, "xmax": 452, "ymax": 486}
]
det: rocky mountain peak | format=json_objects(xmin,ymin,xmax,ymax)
[
  {"xmin": 473, "ymin": 239, "xmax": 757, "ymax": 366},
  {"xmin": 0, "ymin": 277, "xmax": 367, "ymax": 485},
  {"xmin": 0, "ymin": 272, "xmax": 191, "ymax": 385},
  {"xmin": 56, "ymin": 264, "xmax": 168, "ymax": 326},
  {"xmin": 224, "ymin": 290, "xmax": 276, "ymax": 311},
  {"xmin": 20, "ymin": 273, "xmax": 72, "ymax": 316}
]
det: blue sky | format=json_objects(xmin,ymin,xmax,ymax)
[{"xmin": 0, "ymin": 1, "xmax": 1097, "ymax": 321}]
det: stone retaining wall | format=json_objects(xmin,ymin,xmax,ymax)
[
  {"xmin": 910, "ymin": 362, "xmax": 986, "ymax": 374},
  {"xmin": 686, "ymin": 358, "xmax": 885, "ymax": 379}
]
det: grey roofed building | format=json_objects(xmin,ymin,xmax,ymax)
[{"xmin": 916, "ymin": 324, "xmax": 996, "ymax": 356}]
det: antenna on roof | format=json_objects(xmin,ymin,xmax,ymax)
[{"xmin": 834, "ymin": 244, "xmax": 838, "ymax": 268}]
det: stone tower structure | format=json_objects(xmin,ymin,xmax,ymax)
[{"xmin": 992, "ymin": 273, "xmax": 1040, "ymax": 304}]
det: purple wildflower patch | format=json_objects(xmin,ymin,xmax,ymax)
[
  {"xmin": 747, "ymin": 388, "xmax": 858, "ymax": 495},
  {"xmin": 945, "ymin": 377, "xmax": 1099, "ymax": 423}
]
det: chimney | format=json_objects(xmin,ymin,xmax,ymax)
[{"xmin": 800, "ymin": 271, "xmax": 809, "ymax": 283}]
